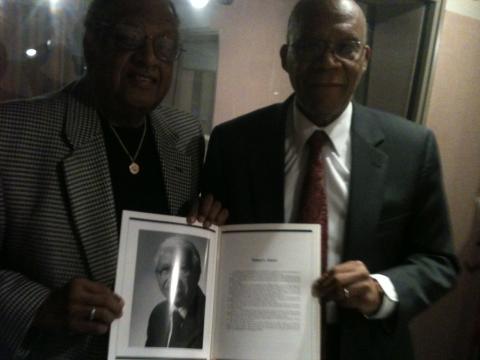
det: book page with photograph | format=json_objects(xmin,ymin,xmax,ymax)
[{"xmin": 108, "ymin": 212, "xmax": 320, "ymax": 360}]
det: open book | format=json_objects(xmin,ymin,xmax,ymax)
[{"xmin": 108, "ymin": 211, "xmax": 321, "ymax": 360}]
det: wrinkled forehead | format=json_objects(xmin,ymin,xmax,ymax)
[
  {"xmin": 110, "ymin": 0, "xmax": 178, "ymax": 27},
  {"xmin": 157, "ymin": 245, "xmax": 191, "ymax": 266},
  {"xmin": 288, "ymin": 1, "xmax": 367, "ymax": 41}
]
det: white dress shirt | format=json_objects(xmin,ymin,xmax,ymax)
[{"xmin": 284, "ymin": 100, "xmax": 398, "ymax": 321}]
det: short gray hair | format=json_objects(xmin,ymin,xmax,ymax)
[{"xmin": 154, "ymin": 236, "xmax": 202, "ymax": 280}]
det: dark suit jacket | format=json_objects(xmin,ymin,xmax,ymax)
[
  {"xmin": 0, "ymin": 79, "xmax": 204, "ymax": 359},
  {"xmin": 202, "ymin": 98, "xmax": 459, "ymax": 360},
  {"xmin": 145, "ymin": 287, "xmax": 205, "ymax": 349}
]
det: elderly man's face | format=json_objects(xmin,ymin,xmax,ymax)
[
  {"xmin": 155, "ymin": 246, "xmax": 198, "ymax": 308},
  {"xmin": 87, "ymin": 0, "xmax": 178, "ymax": 116},
  {"xmin": 281, "ymin": 1, "xmax": 370, "ymax": 125}
]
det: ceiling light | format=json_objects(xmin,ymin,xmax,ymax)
[
  {"xmin": 25, "ymin": 49, "xmax": 37, "ymax": 58},
  {"xmin": 49, "ymin": 0, "xmax": 61, "ymax": 11},
  {"xmin": 190, "ymin": 0, "xmax": 210, "ymax": 9}
]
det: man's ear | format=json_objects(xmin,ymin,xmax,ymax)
[
  {"xmin": 280, "ymin": 44, "xmax": 289, "ymax": 72},
  {"xmin": 361, "ymin": 45, "xmax": 372, "ymax": 73}
]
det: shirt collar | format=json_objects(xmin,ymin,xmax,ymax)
[
  {"xmin": 171, "ymin": 306, "xmax": 188, "ymax": 319},
  {"xmin": 292, "ymin": 101, "xmax": 352, "ymax": 156}
]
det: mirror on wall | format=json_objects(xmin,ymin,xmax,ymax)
[
  {"xmin": 0, "ymin": 0, "xmax": 444, "ymax": 128},
  {"xmin": 171, "ymin": 0, "xmax": 296, "ymax": 130}
]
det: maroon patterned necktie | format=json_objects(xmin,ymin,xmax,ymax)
[
  {"xmin": 298, "ymin": 130, "xmax": 329, "ymax": 272},
  {"xmin": 298, "ymin": 130, "xmax": 329, "ymax": 359}
]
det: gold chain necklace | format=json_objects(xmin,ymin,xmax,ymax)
[{"xmin": 109, "ymin": 121, "xmax": 147, "ymax": 175}]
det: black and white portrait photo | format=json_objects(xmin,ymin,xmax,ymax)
[{"xmin": 128, "ymin": 230, "xmax": 209, "ymax": 349}]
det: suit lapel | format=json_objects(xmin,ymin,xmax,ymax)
[
  {"xmin": 343, "ymin": 104, "xmax": 388, "ymax": 262},
  {"xmin": 248, "ymin": 101, "xmax": 290, "ymax": 223},
  {"xmin": 150, "ymin": 108, "xmax": 192, "ymax": 215},
  {"xmin": 61, "ymin": 81, "xmax": 118, "ymax": 285}
]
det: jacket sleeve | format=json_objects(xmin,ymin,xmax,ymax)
[
  {"xmin": 382, "ymin": 130, "xmax": 459, "ymax": 322},
  {"xmin": 0, "ymin": 175, "xmax": 52, "ymax": 358}
]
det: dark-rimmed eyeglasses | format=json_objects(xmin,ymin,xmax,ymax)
[
  {"xmin": 290, "ymin": 39, "xmax": 365, "ymax": 61},
  {"xmin": 98, "ymin": 22, "xmax": 184, "ymax": 63}
]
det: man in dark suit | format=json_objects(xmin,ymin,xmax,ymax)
[
  {"xmin": 0, "ymin": 0, "xmax": 225, "ymax": 358},
  {"xmin": 146, "ymin": 236, "xmax": 205, "ymax": 348},
  {"xmin": 203, "ymin": 0, "xmax": 458, "ymax": 359}
]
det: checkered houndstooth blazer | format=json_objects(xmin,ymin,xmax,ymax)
[{"xmin": 0, "ymin": 79, "xmax": 204, "ymax": 359}]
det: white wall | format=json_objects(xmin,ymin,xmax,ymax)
[{"xmin": 446, "ymin": 0, "xmax": 480, "ymax": 20}]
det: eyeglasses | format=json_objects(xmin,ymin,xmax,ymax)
[
  {"xmin": 99, "ymin": 23, "xmax": 183, "ymax": 63},
  {"xmin": 290, "ymin": 39, "xmax": 365, "ymax": 61}
]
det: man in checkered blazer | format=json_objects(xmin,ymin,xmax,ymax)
[{"xmin": 0, "ymin": 0, "xmax": 226, "ymax": 358}]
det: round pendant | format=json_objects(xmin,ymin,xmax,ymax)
[{"xmin": 129, "ymin": 162, "xmax": 140, "ymax": 175}]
